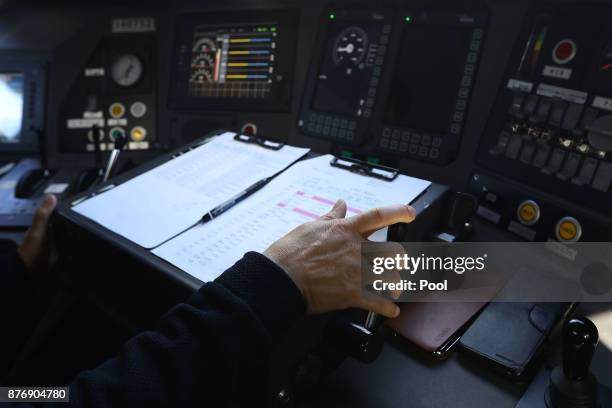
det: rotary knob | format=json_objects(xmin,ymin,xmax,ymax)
[{"xmin": 587, "ymin": 115, "xmax": 612, "ymax": 152}]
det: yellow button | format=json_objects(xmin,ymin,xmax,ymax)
[
  {"xmin": 517, "ymin": 200, "xmax": 540, "ymax": 226},
  {"xmin": 130, "ymin": 126, "xmax": 147, "ymax": 142},
  {"xmin": 109, "ymin": 102, "xmax": 125, "ymax": 118},
  {"xmin": 556, "ymin": 217, "xmax": 582, "ymax": 242}
]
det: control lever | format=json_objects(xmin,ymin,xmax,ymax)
[
  {"xmin": 92, "ymin": 125, "xmax": 104, "ymax": 176},
  {"xmin": 562, "ymin": 317, "xmax": 599, "ymax": 380},
  {"xmin": 15, "ymin": 126, "xmax": 52, "ymax": 198},
  {"xmin": 71, "ymin": 125, "xmax": 107, "ymax": 194},
  {"xmin": 324, "ymin": 311, "xmax": 384, "ymax": 364},
  {"xmin": 102, "ymin": 131, "xmax": 127, "ymax": 183},
  {"xmin": 546, "ymin": 317, "xmax": 599, "ymax": 408},
  {"xmin": 32, "ymin": 126, "xmax": 50, "ymax": 177}
]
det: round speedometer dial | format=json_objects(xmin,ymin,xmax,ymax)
[{"xmin": 333, "ymin": 26, "xmax": 368, "ymax": 66}]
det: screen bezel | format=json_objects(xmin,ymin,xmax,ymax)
[
  {"xmin": 297, "ymin": 8, "xmax": 394, "ymax": 146},
  {"xmin": 382, "ymin": 21, "xmax": 477, "ymax": 133},
  {"xmin": 369, "ymin": 10, "xmax": 488, "ymax": 164},
  {"xmin": 169, "ymin": 9, "xmax": 299, "ymax": 112}
]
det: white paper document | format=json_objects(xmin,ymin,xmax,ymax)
[
  {"xmin": 152, "ymin": 154, "xmax": 431, "ymax": 282},
  {"xmin": 73, "ymin": 132, "xmax": 310, "ymax": 248}
]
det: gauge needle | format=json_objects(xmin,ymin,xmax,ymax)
[
  {"xmin": 337, "ymin": 43, "xmax": 355, "ymax": 54},
  {"xmin": 124, "ymin": 65, "xmax": 134, "ymax": 79}
]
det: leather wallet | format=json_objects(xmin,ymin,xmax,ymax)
[{"xmin": 459, "ymin": 301, "xmax": 572, "ymax": 378}]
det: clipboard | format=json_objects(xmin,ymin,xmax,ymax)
[{"xmin": 52, "ymin": 129, "xmax": 447, "ymax": 329}]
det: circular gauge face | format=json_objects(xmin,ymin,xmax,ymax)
[
  {"xmin": 193, "ymin": 37, "xmax": 217, "ymax": 53},
  {"xmin": 190, "ymin": 68, "xmax": 212, "ymax": 83},
  {"xmin": 110, "ymin": 54, "xmax": 144, "ymax": 87},
  {"xmin": 333, "ymin": 26, "xmax": 368, "ymax": 66},
  {"xmin": 192, "ymin": 54, "xmax": 215, "ymax": 68}
]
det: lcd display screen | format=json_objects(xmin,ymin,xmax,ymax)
[
  {"xmin": 0, "ymin": 72, "xmax": 24, "ymax": 142},
  {"xmin": 312, "ymin": 20, "xmax": 384, "ymax": 117},
  {"xmin": 384, "ymin": 24, "xmax": 473, "ymax": 133},
  {"xmin": 188, "ymin": 22, "xmax": 279, "ymax": 99}
]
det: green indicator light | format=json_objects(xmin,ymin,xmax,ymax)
[
  {"xmin": 270, "ymin": 27, "xmax": 276, "ymax": 32},
  {"xmin": 329, "ymin": 13, "xmax": 336, "ymax": 20},
  {"xmin": 405, "ymin": 16, "xmax": 412, "ymax": 22},
  {"xmin": 110, "ymin": 129, "xmax": 123, "ymax": 141}
]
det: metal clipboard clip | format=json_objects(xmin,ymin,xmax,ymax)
[
  {"xmin": 329, "ymin": 156, "xmax": 399, "ymax": 181},
  {"xmin": 234, "ymin": 133, "xmax": 285, "ymax": 151}
]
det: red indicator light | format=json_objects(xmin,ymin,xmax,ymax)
[{"xmin": 552, "ymin": 39, "xmax": 576, "ymax": 65}]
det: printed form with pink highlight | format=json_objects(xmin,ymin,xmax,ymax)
[{"xmin": 152, "ymin": 154, "xmax": 430, "ymax": 282}]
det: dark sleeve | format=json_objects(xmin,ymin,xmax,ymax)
[
  {"xmin": 4, "ymin": 252, "xmax": 305, "ymax": 407},
  {"xmin": 0, "ymin": 253, "xmax": 30, "ymax": 313},
  {"xmin": 0, "ymin": 253, "xmax": 41, "ymax": 376}
]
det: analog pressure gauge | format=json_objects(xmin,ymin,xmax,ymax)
[{"xmin": 110, "ymin": 53, "xmax": 143, "ymax": 87}]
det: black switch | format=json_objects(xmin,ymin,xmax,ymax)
[
  {"xmin": 533, "ymin": 142, "xmax": 551, "ymax": 168},
  {"xmin": 549, "ymin": 99, "xmax": 567, "ymax": 127},
  {"xmin": 541, "ymin": 148, "xmax": 566, "ymax": 175},
  {"xmin": 592, "ymin": 161, "xmax": 612, "ymax": 192},
  {"xmin": 572, "ymin": 158, "xmax": 598, "ymax": 186},
  {"xmin": 505, "ymin": 134, "xmax": 523, "ymax": 159},
  {"xmin": 519, "ymin": 140, "xmax": 536, "ymax": 164},
  {"xmin": 586, "ymin": 115, "xmax": 612, "ymax": 153},
  {"xmin": 562, "ymin": 103, "xmax": 584, "ymax": 131},
  {"xmin": 581, "ymin": 107, "xmax": 599, "ymax": 130},
  {"xmin": 556, "ymin": 153, "xmax": 581, "ymax": 181},
  {"xmin": 531, "ymin": 97, "xmax": 553, "ymax": 124},
  {"xmin": 508, "ymin": 91, "xmax": 526, "ymax": 116},
  {"xmin": 488, "ymin": 131, "xmax": 511, "ymax": 156},
  {"xmin": 520, "ymin": 94, "xmax": 539, "ymax": 119}
]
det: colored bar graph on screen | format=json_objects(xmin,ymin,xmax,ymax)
[{"xmin": 188, "ymin": 22, "xmax": 278, "ymax": 98}]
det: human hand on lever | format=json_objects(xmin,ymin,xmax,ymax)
[
  {"xmin": 17, "ymin": 194, "xmax": 57, "ymax": 278},
  {"xmin": 264, "ymin": 200, "xmax": 415, "ymax": 318}
]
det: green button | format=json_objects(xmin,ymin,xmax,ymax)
[{"xmin": 110, "ymin": 128, "xmax": 124, "ymax": 141}]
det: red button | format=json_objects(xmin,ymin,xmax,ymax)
[
  {"xmin": 553, "ymin": 39, "xmax": 576, "ymax": 64},
  {"xmin": 241, "ymin": 123, "xmax": 257, "ymax": 136}
]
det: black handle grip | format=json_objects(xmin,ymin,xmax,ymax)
[{"xmin": 562, "ymin": 317, "xmax": 599, "ymax": 380}]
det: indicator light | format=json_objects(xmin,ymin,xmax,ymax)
[
  {"xmin": 329, "ymin": 13, "xmax": 336, "ymax": 20},
  {"xmin": 404, "ymin": 16, "xmax": 412, "ymax": 22}
]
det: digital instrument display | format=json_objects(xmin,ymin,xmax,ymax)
[
  {"xmin": 312, "ymin": 21, "xmax": 385, "ymax": 117},
  {"xmin": 0, "ymin": 72, "xmax": 24, "ymax": 143},
  {"xmin": 384, "ymin": 25, "xmax": 474, "ymax": 133},
  {"xmin": 171, "ymin": 10, "xmax": 298, "ymax": 111},
  {"xmin": 374, "ymin": 12, "xmax": 486, "ymax": 164},
  {"xmin": 298, "ymin": 10, "xmax": 392, "ymax": 145},
  {"xmin": 189, "ymin": 23, "xmax": 278, "ymax": 99}
]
